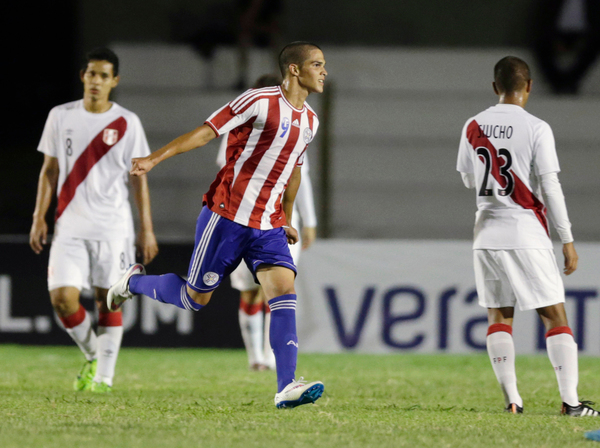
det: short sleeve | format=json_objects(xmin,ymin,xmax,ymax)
[
  {"xmin": 37, "ymin": 107, "xmax": 60, "ymax": 157},
  {"xmin": 205, "ymin": 91, "xmax": 261, "ymax": 137},
  {"xmin": 532, "ymin": 121, "xmax": 560, "ymax": 176},
  {"xmin": 123, "ymin": 114, "xmax": 151, "ymax": 164},
  {"xmin": 456, "ymin": 120, "xmax": 474, "ymax": 174},
  {"xmin": 296, "ymin": 149, "xmax": 306, "ymax": 167}
]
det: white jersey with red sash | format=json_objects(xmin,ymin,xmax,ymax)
[
  {"xmin": 37, "ymin": 100, "xmax": 151, "ymax": 240},
  {"xmin": 456, "ymin": 104, "xmax": 561, "ymax": 250},
  {"xmin": 204, "ymin": 86, "xmax": 319, "ymax": 230}
]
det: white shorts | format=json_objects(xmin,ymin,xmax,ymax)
[
  {"xmin": 229, "ymin": 236, "xmax": 302, "ymax": 291},
  {"xmin": 473, "ymin": 249, "xmax": 565, "ymax": 311},
  {"xmin": 48, "ymin": 236, "xmax": 135, "ymax": 291}
]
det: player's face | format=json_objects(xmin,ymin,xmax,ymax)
[
  {"xmin": 297, "ymin": 49, "xmax": 327, "ymax": 94},
  {"xmin": 81, "ymin": 60, "xmax": 119, "ymax": 101}
]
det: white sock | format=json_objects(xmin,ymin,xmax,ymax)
[
  {"xmin": 263, "ymin": 310, "xmax": 276, "ymax": 370},
  {"xmin": 546, "ymin": 331, "xmax": 579, "ymax": 407},
  {"xmin": 239, "ymin": 308, "xmax": 264, "ymax": 366},
  {"xmin": 65, "ymin": 311, "xmax": 97, "ymax": 361},
  {"xmin": 94, "ymin": 325, "xmax": 123, "ymax": 386},
  {"xmin": 487, "ymin": 329, "xmax": 522, "ymax": 407}
]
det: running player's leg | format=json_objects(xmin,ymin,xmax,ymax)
[
  {"xmin": 474, "ymin": 250, "xmax": 523, "ymax": 412},
  {"xmin": 119, "ymin": 207, "xmax": 243, "ymax": 311},
  {"xmin": 257, "ymin": 265, "xmax": 298, "ymax": 390}
]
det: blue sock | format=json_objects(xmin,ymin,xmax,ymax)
[
  {"xmin": 268, "ymin": 294, "xmax": 298, "ymax": 392},
  {"xmin": 129, "ymin": 274, "xmax": 203, "ymax": 311}
]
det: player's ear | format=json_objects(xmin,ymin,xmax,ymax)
[
  {"xmin": 492, "ymin": 82, "xmax": 499, "ymax": 96},
  {"xmin": 80, "ymin": 70, "xmax": 86, "ymax": 83},
  {"xmin": 526, "ymin": 79, "xmax": 532, "ymax": 93},
  {"xmin": 289, "ymin": 63, "xmax": 300, "ymax": 77},
  {"xmin": 111, "ymin": 75, "xmax": 120, "ymax": 89}
]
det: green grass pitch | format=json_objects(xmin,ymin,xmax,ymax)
[{"xmin": 0, "ymin": 345, "xmax": 599, "ymax": 447}]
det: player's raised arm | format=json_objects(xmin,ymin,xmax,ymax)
[
  {"xmin": 30, "ymin": 155, "xmax": 59, "ymax": 254},
  {"xmin": 130, "ymin": 124, "xmax": 217, "ymax": 176}
]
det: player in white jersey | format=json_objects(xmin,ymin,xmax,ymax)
[
  {"xmin": 215, "ymin": 73, "xmax": 318, "ymax": 371},
  {"xmin": 457, "ymin": 56, "xmax": 598, "ymax": 417},
  {"xmin": 30, "ymin": 48, "xmax": 158, "ymax": 393},
  {"xmin": 108, "ymin": 42, "xmax": 326, "ymax": 408}
]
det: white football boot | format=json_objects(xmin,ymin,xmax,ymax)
[
  {"xmin": 274, "ymin": 377, "xmax": 324, "ymax": 408},
  {"xmin": 107, "ymin": 263, "xmax": 145, "ymax": 311}
]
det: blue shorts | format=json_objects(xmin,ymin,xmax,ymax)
[{"xmin": 187, "ymin": 206, "xmax": 296, "ymax": 292}]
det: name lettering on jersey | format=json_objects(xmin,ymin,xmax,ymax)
[
  {"xmin": 478, "ymin": 124, "xmax": 513, "ymax": 139},
  {"xmin": 303, "ymin": 127, "xmax": 313, "ymax": 144},
  {"xmin": 103, "ymin": 128, "xmax": 119, "ymax": 146}
]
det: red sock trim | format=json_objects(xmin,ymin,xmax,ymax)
[
  {"xmin": 545, "ymin": 326, "xmax": 573, "ymax": 339},
  {"xmin": 239, "ymin": 301, "xmax": 262, "ymax": 315},
  {"xmin": 98, "ymin": 312, "xmax": 123, "ymax": 327},
  {"xmin": 487, "ymin": 323, "xmax": 513, "ymax": 336},
  {"xmin": 264, "ymin": 304, "xmax": 271, "ymax": 314},
  {"xmin": 60, "ymin": 305, "xmax": 86, "ymax": 329}
]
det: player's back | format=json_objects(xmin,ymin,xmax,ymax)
[{"xmin": 457, "ymin": 104, "xmax": 560, "ymax": 250}]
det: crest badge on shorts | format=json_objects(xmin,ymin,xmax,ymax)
[
  {"xmin": 203, "ymin": 272, "xmax": 219, "ymax": 286},
  {"xmin": 303, "ymin": 127, "xmax": 313, "ymax": 144},
  {"xmin": 103, "ymin": 128, "xmax": 119, "ymax": 146}
]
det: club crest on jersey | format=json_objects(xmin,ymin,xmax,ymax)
[
  {"xmin": 203, "ymin": 272, "xmax": 219, "ymax": 286},
  {"xmin": 103, "ymin": 128, "xmax": 119, "ymax": 146},
  {"xmin": 303, "ymin": 127, "xmax": 313, "ymax": 144}
]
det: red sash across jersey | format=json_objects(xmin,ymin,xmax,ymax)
[{"xmin": 55, "ymin": 117, "xmax": 127, "ymax": 220}]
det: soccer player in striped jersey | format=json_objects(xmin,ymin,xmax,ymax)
[
  {"xmin": 108, "ymin": 42, "xmax": 327, "ymax": 408},
  {"xmin": 457, "ymin": 56, "xmax": 598, "ymax": 417},
  {"xmin": 30, "ymin": 48, "xmax": 159, "ymax": 393},
  {"xmin": 216, "ymin": 73, "xmax": 318, "ymax": 373}
]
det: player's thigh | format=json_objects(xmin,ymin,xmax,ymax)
[
  {"xmin": 48, "ymin": 237, "xmax": 90, "ymax": 291},
  {"xmin": 473, "ymin": 249, "xmax": 517, "ymax": 309},
  {"xmin": 506, "ymin": 249, "xmax": 565, "ymax": 311},
  {"xmin": 88, "ymin": 238, "xmax": 135, "ymax": 290},
  {"xmin": 245, "ymin": 226, "xmax": 297, "ymax": 291},
  {"xmin": 230, "ymin": 262, "xmax": 259, "ymax": 292},
  {"xmin": 187, "ymin": 207, "xmax": 247, "ymax": 293}
]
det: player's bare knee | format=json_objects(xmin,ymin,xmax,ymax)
[
  {"xmin": 49, "ymin": 290, "xmax": 80, "ymax": 317},
  {"xmin": 186, "ymin": 285, "xmax": 212, "ymax": 306},
  {"xmin": 240, "ymin": 289, "xmax": 260, "ymax": 305}
]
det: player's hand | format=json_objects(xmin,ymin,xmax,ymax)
[
  {"xmin": 136, "ymin": 230, "xmax": 159, "ymax": 265},
  {"xmin": 29, "ymin": 219, "xmax": 48, "ymax": 254},
  {"xmin": 562, "ymin": 242, "xmax": 578, "ymax": 275},
  {"xmin": 284, "ymin": 226, "xmax": 299, "ymax": 245},
  {"xmin": 130, "ymin": 157, "xmax": 155, "ymax": 176},
  {"xmin": 301, "ymin": 226, "xmax": 317, "ymax": 250}
]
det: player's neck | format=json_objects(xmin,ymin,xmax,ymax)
[
  {"xmin": 83, "ymin": 96, "xmax": 113, "ymax": 113},
  {"xmin": 281, "ymin": 80, "xmax": 308, "ymax": 110},
  {"xmin": 498, "ymin": 92, "xmax": 528, "ymax": 108}
]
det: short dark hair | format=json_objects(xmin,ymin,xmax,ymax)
[
  {"xmin": 278, "ymin": 42, "xmax": 321, "ymax": 77},
  {"xmin": 494, "ymin": 56, "xmax": 530, "ymax": 94},
  {"xmin": 82, "ymin": 47, "xmax": 119, "ymax": 77},
  {"xmin": 253, "ymin": 73, "xmax": 282, "ymax": 88}
]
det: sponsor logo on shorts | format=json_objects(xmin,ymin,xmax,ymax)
[
  {"xmin": 203, "ymin": 272, "xmax": 219, "ymax": 286},
  {"xmin": 303, "ymin": 127, "xmax": 313, "ymax": 144}
]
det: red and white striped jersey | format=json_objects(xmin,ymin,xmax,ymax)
[
  {"xmin": 457, "ymin": 104, "xmax": 561, "ymax": 249},
  {"xmin": 204, "ymin": 86, "xmax": 319, "ymax": 230},
  {"xmin": 38, "ymin": 100, "xmax": 150, "ymax": 240}
]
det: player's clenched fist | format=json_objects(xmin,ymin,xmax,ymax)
[{"xmin": 130, "ymin": 157, "xmax": 154, "ymax": 176}]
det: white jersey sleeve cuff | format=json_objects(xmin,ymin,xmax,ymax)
[{"xmin": 461, "ymin": 172, "xmax": 476, "ymax": 189}]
